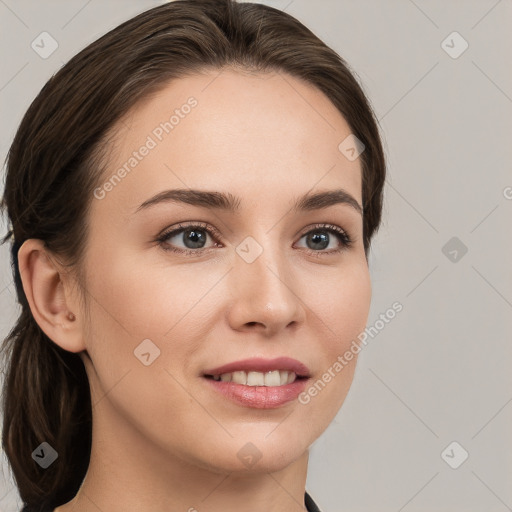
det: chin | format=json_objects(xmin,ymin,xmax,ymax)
[{"xmin": 193, "ymin": 430, "xmax": 312, "ymax": 475}]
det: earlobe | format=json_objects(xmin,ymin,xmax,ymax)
[{"xmin": 17, "ymin": 239, "xmax": 85, "ymax": 353}]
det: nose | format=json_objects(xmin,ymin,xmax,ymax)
[{"xmin": 225, "ymin": 239, "xmax": 306, "ymax": 336}]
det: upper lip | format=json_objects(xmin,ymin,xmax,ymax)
[{"xmin": 203, "ymin": 357, "xmax": 311, "ymax": 378}]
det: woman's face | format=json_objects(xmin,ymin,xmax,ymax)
[{"xmin": 79, "ymin": 68, "xmax": 371, "ymax": 474}]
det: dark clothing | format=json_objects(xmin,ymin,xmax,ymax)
[
  {"xmin": 305, "ymin": 490, "xmax": 322, "ymax": 511},
  {"xmin": 22, "ymin": 491, "xmax": 322, "ymax": 511}
]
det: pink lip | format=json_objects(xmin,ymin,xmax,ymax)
[
  {"xmin": 203, "ymin": 357, "xmax": 311, "ymax": 378},
  {"xmin": 202, "ymin": 357, "xmax": 311, "ymax": 409},
  {"xmin": 203, "ymin": 378, "xmax": 309, "ymax": 409}
]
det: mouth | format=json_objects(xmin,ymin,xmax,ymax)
[
  {"xmin": 201, "ymin": 357, "xmax": 311, "ymax": 409},
  {"xmin": 203, "ymin": 370, "xmax": 308, "ymax": 387}
]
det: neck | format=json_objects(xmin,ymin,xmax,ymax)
[{"xmin": 55, "ymin": 392, "xmax": 310, "ymax": 512}]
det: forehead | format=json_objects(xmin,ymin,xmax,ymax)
[{"xmin": 93, "ymin": 68, "xmax": 362, "ymax": 217}]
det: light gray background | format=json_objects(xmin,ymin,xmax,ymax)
[{"xmin": 1, "ymin": 1, "xmax": 511, "ymax": 511}]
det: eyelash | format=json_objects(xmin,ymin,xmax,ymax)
[{"xmin": 156, "ymin": 221, "xmax": 353, "ymax": 257}]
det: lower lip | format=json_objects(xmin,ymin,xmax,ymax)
[{"xmin": 203, "ymin": 377, "xmax": 309, "ymax": 409}]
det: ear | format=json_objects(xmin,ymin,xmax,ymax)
[{"xmin": 17, "ymin": 238, "xmax": 86, "ymax": 353}]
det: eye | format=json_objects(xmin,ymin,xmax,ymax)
[
  {"xmin": 295, "ymin": 223, "xmax": 353, "ymax": 255},
  {"xmin": 156, "ymin": 222, "xmax": 221, "ymax": 256},
  {"xmin": 156, "ymin": 222, "xmax": 353, "ymax": 257}
]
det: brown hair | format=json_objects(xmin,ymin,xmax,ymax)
[{"xmin": 0, "ymin": 0, "xmax": 386, "ymax": 508}]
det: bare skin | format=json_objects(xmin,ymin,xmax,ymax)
[{"xmin": 19, "ymin": 68, "xmax": 371, "ymax": 512}]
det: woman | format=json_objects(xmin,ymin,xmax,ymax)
[{"xmin": 0, "ymin": 1, "xmax": 386, "ymax": 510}]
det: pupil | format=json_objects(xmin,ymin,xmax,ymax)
[
  {"xmin": 184, "ymin": 229, "xmax": 206, "ymax": 249},
  {"xmin": 308, "ymin": 232, "xmax": 329, "ymax": 250}
]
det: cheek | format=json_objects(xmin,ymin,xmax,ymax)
[
  {"xmin": 308, "ymin": 259, "xmax": 372, "ymax": 350},
  {"xmin": 295, "ymin": 261, "xmax": 371, "ymax": 429},
  {"xmin": 79, "ymin": 251, "xmax": 220, "ymax": 451},
  {"xmin": 80, "ymin": 248, "xmax": 228, "ymax": 423},
  {"xmin": 83, "ymin": 247, "xmax": 221, "ymax": 341}
]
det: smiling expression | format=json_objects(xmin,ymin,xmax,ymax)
[{"xmin": 78, "ymin": 67, "xmax": 372, "ymax": 473}]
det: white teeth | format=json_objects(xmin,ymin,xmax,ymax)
[
  {"xmin": 264, "ymin": 370, "xmax": 281, "ymax": 386},
  {"xmin": 231, "ymin": 371, "xmax": 247, "ymax": 385},
  {"xmin": 247, "ymin": 371, "xmax": 264, "ymax": 386},
  {"xmin": 212, "ymin": 370, "xmax": 298, "ymax": 387}
]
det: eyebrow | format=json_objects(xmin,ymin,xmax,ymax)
[{"xmin": 135, "ymin": 188, "xmax": 363, "ymax": 216}]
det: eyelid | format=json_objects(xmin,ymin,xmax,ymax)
[
  {"xmin": 296, "ymin": 222, "xmax": 348, "ymax": 238},
  {"xmin": 156, "ymin": 221, "xmax": 353, "ymax": 255},
  {"xmin": 158, "ymin": 221, "xmax": 222, "ymax": 243}
]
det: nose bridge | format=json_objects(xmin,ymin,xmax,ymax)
[{"xmin": 228, "ymin": 232, "xmax": 303, "ymax": 333}]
